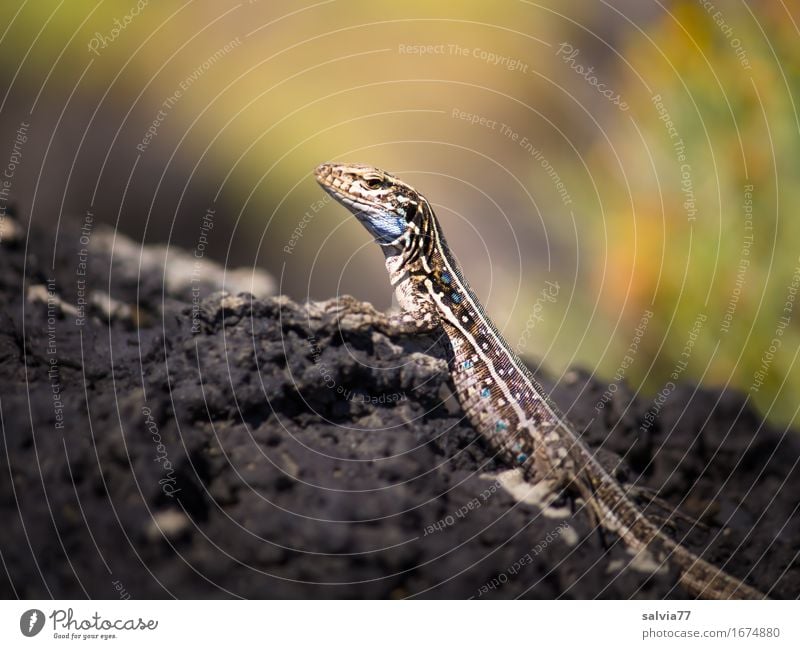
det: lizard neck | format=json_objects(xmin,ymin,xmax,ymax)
[
  {"xmin": 383, "ymin": 248, "xmax": 437, "ymax": 324},
  {"xmin": 382, "ymin": 196, "xmax": 447, "ymax": 328}
]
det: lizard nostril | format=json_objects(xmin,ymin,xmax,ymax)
[{"xmin": 314, "ymin": 163, "xmax": 332, "ymax": 181}]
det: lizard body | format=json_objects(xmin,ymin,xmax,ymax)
[{"xmin": 315, "ymin": 162, "xmax": 766, "ymax": 599}]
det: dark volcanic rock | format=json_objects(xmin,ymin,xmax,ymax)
[{"xmin": 0, "ymin": 213, "xmax": 798, "ymax": 599}]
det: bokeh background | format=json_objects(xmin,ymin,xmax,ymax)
[{"xmin": 1, "ymin": 0, "xmax": 799, "ymax": 426}]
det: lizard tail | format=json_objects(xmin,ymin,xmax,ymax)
[
  {"xmin": 666, "ymin": 540, "xmax": 768, "ymax": 599},
  {"xmin": 582, "ymin": 472, "xmax": 768, "ymax": 599}
]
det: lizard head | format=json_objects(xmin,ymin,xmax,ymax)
[{"xmin": 315, "ymin": 162, "xmax": 424, "ymax": 248}]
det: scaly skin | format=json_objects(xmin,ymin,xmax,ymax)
[{"xmin": 315, "ymin": 162, "xmax": 767, "ymax": 599}]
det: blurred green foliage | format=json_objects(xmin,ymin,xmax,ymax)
[
  {"xmin": 575, "ymin": 2, "xmax": 800, "ymax": 426},
  {"xmin": 2, "ymin": 1, "xmax": 799, "ymax": 426}
]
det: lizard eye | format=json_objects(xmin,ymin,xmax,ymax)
[{"xmin": 364, "ymin": 177, "xmax": 383, "ymax": 189}]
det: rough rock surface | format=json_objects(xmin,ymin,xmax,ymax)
[{"xmin": 0, "ymin": 213, "xmax": 798, "ymax": 599}]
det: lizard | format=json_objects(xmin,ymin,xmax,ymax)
[{"xmin": 314, "ymin": 162, "xmax": 767, "ymax": 599}]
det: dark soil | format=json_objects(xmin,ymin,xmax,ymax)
[{"xmin": 1, "ymin": 212, "xmax": 798, "ymax": 599}]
